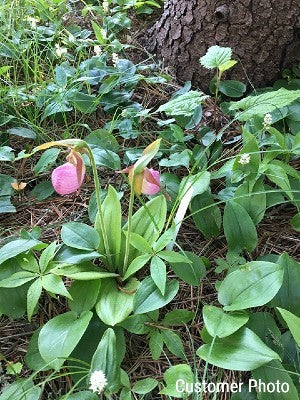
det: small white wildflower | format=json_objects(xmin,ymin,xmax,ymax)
[
  {"xmin": 102, "ymin": 0, "xmax": 110, "ymax": 13},
  {"xmin": 238, "ymin": 153, "xmax": 251, "ymax": 165},
  {"xmin": 263, "ymin": 113, "xmax": 272, "ymax": 127},
  {"xmin": 55, "ymin": 43, "xmax": 68, "ymax": 58},
  {"xmin": 94, "ymin": 45, "xmax": 102, "ymax": 56},
  {"xmin": 112, "ymin": 52, "xmax": 119, "ymax": 67},
  {"xmin": 26, "ymin": 16, "xmax": 40, "ymax": 28},
  {"xmin": 89, "ymin": 370, "xmax": 107, "ymax": 394}
]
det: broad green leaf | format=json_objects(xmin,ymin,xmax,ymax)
[
  {"xmin": 41, "ymin": 274, "xmax": 71, "ymax": 299},
  {"xmin": 132, "ymin": 378, "xmax": 158, "ymax": 394},
  {"xmin": 291, "ymin": 212, "xmax": 300, "ymax": 231},
  {"xmin": 127, "ymin": 232, "xmax": 153, "ymax": 254},
  {"xmin": 90, "ymin": 328, "xmax": 120, "ymax": 392},
  {"xmin": 158, "ymin": 250, "xmax": 190, "ymax": 264},
  {"xmin": 203, "ymin": 305, "xmax": 249, "ymax": 338},
  {"xmin": 71, "ymin": 92, "xmax": 97, "ymax": 113},
  {"xmin": 160, "ymin": 364, "xmax": 194, "ymax": 398},
  {"xmin": 234, "ymin": 179, "xmax": 266, "ymax": 225},
  {"xmin": 191, "ymin": 191, "xmax": 221, "ymax": 238},
  {"xmin": 197, "ymin": 327, "xmax": 280, "ymax": 371},
  {"xmin": 33, "ymin": 148, "xmax": 60, "ymax": 175},
  {"xmin": 169, "ymin": 251, "xmax": 206, "ymax": 286},
  {"xmin": 265, "ymin": 163, "xmax": 293, "ymax": 201},
  {"xmin": 39, "ymin": 242, "xmax": 57, "ymax": 273},
  {"xmin": 96, "ymin": 185, "xmax": 122, "ymax": 268},
  {"xmin": 0, "ymin": 239, "xmax": 44, "ymax": 265},
  {"xmin": 61, "ymin": 222, "xmax": 100, "ymax": 251},
  {"xmin": 277, "ymin": 308, "xmax": 300, "ymax": 346},
  {"xmin": 0, "ymin": 379, "xmax": 41, "ymax": 400},
  {"xmin": 59, "ymin": 392, "xmax": 98, "ymax": 400},
  {"xmin": 149, "ymin": 330, "xmax": 163, "ymax": 360},
  {"xmin": 0, "ymin": 146, "xmax": 14, "ymax": 161},
  {"xmin": 150, "ymin": 256, "xmax": 166, "ymax": 295},
  {"xmin": 157, "ymin": 91, "xmax": 208, "ymax": 117},
  {"xmin": 134, "ymin": 277, "xmax": 179, "ymax": 314},
  {"xmin": 27, "ymin": 279, "xmax": 42, "ymax": 321},
  {"xmin": 31, "ymin": 181, "xmax": 54, "ymax": 201},
  {"xmin": 223, "ymin": 200, "xmax": 258, "ymax": 253},
  {"xmin": 252, "ymin": 360, "xmax": 299, "ymax": 400},
  {"xmin": 0, "ymin": 271, "xmax": 37, "ymax": 288},
  {"xmin": 69, "ymin": 280, "xmax": 101, "ymax": 315},
  {"xmin": 123, "ymin": 254, "xmax": 151, "ymax": 280},
  {"xmin": 38, "ymin": 311, "xmax": 92, "ymax": 370},
  {"xmin": 179, "ymin": 171, "xmax": 211, "ymax": 200},
  {"xmin": 7, "ymin": 126, "xmax": 36, "ymax": 139},
  {"xmin": 92, "ymin": 148, "xmax": 121, "ymax": 169},
  {"xmin": 219, "ymin": 80, "xmax": 246, "ymax": 98},
  {"xmin": 218, "ymin": 261, "xmax": 284, "ymax": 311},
  {"xmin": 55, "ymin": 246, "xmax": 100, "ymax": 264},
  {"xmin": 118, "ymin": 314, "xmax": 151, "ymax": 334},
  {"xmin": 270, "ymin": 253, "xmax": 300, "ymax": 316},
  {"xmin": 229, "ymin": 88, "xmax": 300, "ymax": 121},
  {"xmin": 161, "ymin": 330, "xmax": 185, "ymax": 359},
  {"xmin": 161, "ymin": 310, "xmax": 195, "ymax": 326},
  {"xmin": 96, "ymin": 278, "xmax": 138, "ymax": 326},
  {"xmin": 200, "ymin": 46, "xmax": 232, "ymax": 69}
]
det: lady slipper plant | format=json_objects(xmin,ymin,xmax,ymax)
[{"xmin": 0, "ymin": 137, "xmax": 202, "ymax": 398}]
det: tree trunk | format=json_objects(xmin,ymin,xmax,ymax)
[{"xmin": 146, "ymin": 0, "xmax": 300, "ymax": 90}]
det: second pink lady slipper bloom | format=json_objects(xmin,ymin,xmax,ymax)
[
  {"xmin": 51, "ymin": 149, "xmax": 86, "ymax": 195},
  {"xmin": 120, "ymin": 165, "xmax": 161, "ymax": 195}
]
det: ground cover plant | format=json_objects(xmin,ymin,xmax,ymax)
[{"xmin": 0, "ymin": 1, "xmax": 299, "ymax": 399}]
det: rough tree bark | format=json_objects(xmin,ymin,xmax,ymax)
[{"xmin": 146, "ymin": 0, "xmax": 300, "ymax": 90}]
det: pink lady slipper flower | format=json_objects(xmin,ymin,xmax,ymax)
[
  {"xmin": 51, "ymin": 148, "xmax": 86, "ymax": 195},
  {"xmin": 120, "ymin": 165, "xmax": 161, "ymax": 195}
]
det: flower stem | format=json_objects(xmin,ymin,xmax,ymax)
[
  {"xmin": 123, "ymin": 183, "xmax": 135, "ymax": 275},
  {"xmin": 86, "ymin": 145, "xmax": 112, "ymax": 267}
]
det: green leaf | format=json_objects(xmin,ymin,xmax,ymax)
[
  {"xmin": 7, "ymin": 126, "xmax": 36, "ymax": 139},
  {"xmin": 59, "ymin": 392, "xmax": 98, "ymax": 400},
  {"xmin": 31, "ymin": 181, "xmax": 54, "ymax": 201},
  {"xmin": 270, "ymin": 253, "xmax": 300, "ymax": 316},
  {"xmin": 61, "ymin": 222, "xmax": 100, "ymax": 251},
  {"xmin": 41, "ymin": 274, "xmax": 71, "ymax": 299},
  {"xmin": 0, "ymin": 379, "xmax": 41, "ymax": 400},
  {"xmin": 277, "ymin": 308, "xmax": 300, "ymax": 346},
  {"xmin": 118, "ymin": 314, "xmax": 151, "ymax": 334},
  {"xmin": 92, "ymin": 148, "xmax": 121, "ymax": 169},
  {"xmin": 251, "ymin": 360, "xmax": 299, "ymax": 400},
  {"xmin": 149, "ymin": 329, "xmax": 163, "ymax": 360},
  {"xmin": 134, "ymin": 277, "xmax": 179, "ymax": 314},
  {"xmin": 38, "ymin": 311, "xmax": 92, "ymax": 370},
  {"xmin": 127, "ymin": 232, "xmax": 153, "ymax": 254},
  {"xmin": 121, "ymin": 195, "xmax": 167, "ymax": 265},
  {"xmin": 158, "ymin": 250, "xmax": 190, "ymax": 263},
  {"xmin": 96, "ymin": 185, "xmax": 122, "ymax": 267},
  {"xmin": 0, "ymin": 239, "xmax": 44, "ymax": 265},
  {"xmin": 0, "ymin": 271, "xmax": 37, "ymax": 288},
  {"xmin": 234, "ymin": 179, "xmax": 266, "ymax": 225},
  {"xmin": 55, "ymin": 65, "xmax": 67, "ymax": 87},
  {"xmin": 27, "ymin": 279, "xmax": 42, "ymax": 321},
  {"xmin": 132, "ymin": 378, "xmax": 158, "ymax": 394},
  {"xmin": 161, "ymin": 330, "xmax": 185, "ymax": 359},
  {"xmin": 200, "ymin": 46, "xmax": 232, "ymax": 69},
  {"xmin": 0, "ymin": 146, "xmax": 14, "ymax": 161},
  {"xmin": 85, "ymin": 129, "xmax": 119, "ymax": 152},
  {"xmin": 39, "ymin": 242, "xmax": 57, "ymax": 273},
  {"xmin": 71, "ymin": 92, "xmax": 97, "ymax": 113},
  {"xmin": 160, "ymin": 364, "xmax": 194, "ymax": 398},
  {"xmin": 91, "ymin": 21, "xmax": 107, "ymax": 44},
  {"xmin": 96, "ymin": 278, "xmax": 138, "ymax": 326},
  {"xmin": 69, "ymin": 280, "xmax": 101, "ymax": 315},
  {"xmin": 90, "ymin": 328, "xmax": 120, "ymax": 392},
  {"xmin": 219, "ymin": 80, "xmax": 246, "ymax": 98},
  {"xmin": 55, "ymin": 247, "xmax": 100, "ymax": 264},
  {"xmin": 33, "ymin": 148, "xmax": 60, "ymax": 175},
  {"xmin": 179, "ymin": 171, "xmax": 211, "ymax": 200},
  {"xmin": 218, "ymin": 261, "xmax": 284, "ymax": 311},
  {"xmin": 203, "ymin": 305, "xmax": 249, "ymax": 338},
  {"xmin": 123, "ymin": 254, "xmax": 151, "ymax": 280},
  {"xmin": 51, "ymin": 263, "xmax": 118, "ymax": 280},
  {"xmin": 161, "ymin": 310, "xmax": 195, "ymax": 326},
  {"xmin": 197, "ymin": 327, "xmax": 280, "ymax": 371},
  {"xmin": 265, "ymin": 163, "xmax": 293, "ymax": 201},
  {"xmin": 229, "ymin": 88, "xmax": 300, "ymax": 121},
  {"xmin": 291, "ymin": 212, "xmax": 300, "ymax": 231},
  {"xmin": 223, "ymin": 200, "xmax": 258, "ymax": 253},
  {"xmin": 150, "ymin": 256, "xmax": 166, "ymax": 295},
  {"xmin": 157, "ymin": 91, "xmax": 209, "ymax": 117},
  {"xmin": 191, "ymin": 191, "xmax": 221, "ymax": 238},
  {"xmin": 169, "ymin": 251, "xmax": 206, "ymax": 286}
]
